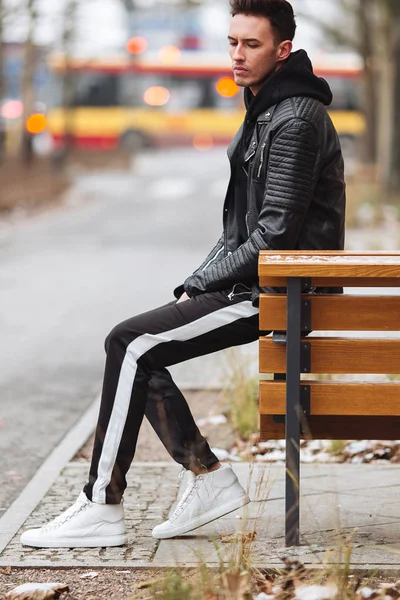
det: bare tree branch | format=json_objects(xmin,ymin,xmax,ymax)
[{"xmin": 295, "ymin": 1, "xmax": 359, "ymax": 52}]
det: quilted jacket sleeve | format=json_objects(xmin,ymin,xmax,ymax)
[{"xmin": 183, "ymin": 119, "xmax": 319, "ymax": 297}]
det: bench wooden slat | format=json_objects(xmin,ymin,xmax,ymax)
[
  {"xmin": 260, "ymin": 251, "xmax": 400, "ymax": 256},
  {"xmin": 259, "ymin": 251, "xmax": 400, "ymax": 279},
  {"xmin": 260, "ymin": 381, "xmax": 400, "ymax": 416},
  {"xmin": 259, "ymin": 276, "xmax": 400, "ymax": 287},
  {"xmin": 260, "ymin": 414, "xmax": 400, "ymax": 440},
  {"xmin": 259, "ymin": 337, "xmax": 400, "ymax": 374},
  {"xmin": 259, "ymin": 295, "xmax": 400, "ymax": 331}
]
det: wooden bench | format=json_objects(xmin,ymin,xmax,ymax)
[{"xmin": 258, "ymin": 251, "xmax": 400, "ymax": 547}]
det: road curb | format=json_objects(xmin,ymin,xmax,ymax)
[{"xmin": 0, "ymin": 396, "xmax": 100, "ymax": 555}]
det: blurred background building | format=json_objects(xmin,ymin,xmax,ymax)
[{"xmin": 1, "ymin": 0, "xmax": 400, "ymax": 209}]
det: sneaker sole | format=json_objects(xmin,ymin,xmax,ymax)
[
  {"xmin": 20, "ymin": 533, "xmax": 128, "ymax": 548},
  {"xmin": 152, "ymin": 493, "xmax": 251, "ymax": 539}
]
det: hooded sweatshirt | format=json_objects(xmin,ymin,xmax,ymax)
[{"xmin": 234, "ymin": 49, "xmax": 333, "ymax": 245}]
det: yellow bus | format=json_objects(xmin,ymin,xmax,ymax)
[{"xmin": 46, "ymin": 51, "xmax": 365, "ymax": 151}]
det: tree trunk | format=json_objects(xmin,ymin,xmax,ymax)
[
  {"xmin": 373, "ymin": 1, "xmax": 394, "ymax": 191},
  {"xmin": 387, "ymin": 0, "xmax": 400, "ymax": 192},
  {"xmin": 0, "ymin": 0, "xmax": 6, "ymax": 161},
  {"xmin": 20, "ymin": 0, "xmax": 38, "ymax": 164},
  {"xmin": 358, "ymin": 0, "xmax": 378, "ymax": 163},
  {"xmin": 57, "ymin": 0, "xmax": 78, "ymax": 165}
]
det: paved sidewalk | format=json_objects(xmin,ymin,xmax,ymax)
[{"xmin": 1, "ymin": 460, "xmax": 400, "ymax": 571}]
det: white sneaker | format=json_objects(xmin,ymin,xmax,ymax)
[
  {"xmin": 152, "ymin": 465, "xmax": 250, "ymax": 539},
  {"xmin": 20, "ymin": 492, "xmax": 127, "ymax": 548}
]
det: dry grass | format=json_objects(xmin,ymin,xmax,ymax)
[
  {"xmin": 328, "ymin": 440, "xmax": 347, "ymax": 457},
  {"xmin": 222, "ymin": 349, "xmax": 259, "ymax": 441}
]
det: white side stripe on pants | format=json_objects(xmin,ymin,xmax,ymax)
[{"xmin": 92, "ymin": 300, "xmax": 259, "ymax": 503}]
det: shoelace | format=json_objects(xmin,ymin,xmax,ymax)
[
  {"xmin": 169, "ymin": 472, "xmax": 204, "ymax": 522},
  {"xmin": 41, "ymin": 499, "xmax": 90, "ymax": 532}
]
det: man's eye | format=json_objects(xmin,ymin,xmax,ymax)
[{"xmin": 229, "ymin": 41, "xmax": 237, "ymax": 46}]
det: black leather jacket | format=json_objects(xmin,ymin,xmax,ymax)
[{"xmin": 178, "ymin": 53, "xmax": 346, "ymax": 305}]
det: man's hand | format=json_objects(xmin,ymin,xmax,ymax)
[{"xmin": 177, "ymin": 292, "xmax": 190, "ymax": 304}]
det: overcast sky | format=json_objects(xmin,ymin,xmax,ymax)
[{"xmin": 3, "ymin": 0, "xmax": 351, "ymax": 59}]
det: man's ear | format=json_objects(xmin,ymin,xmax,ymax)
[{"xmin": 277, "ymin": 40, "xmax": 292, "ymax": 62}]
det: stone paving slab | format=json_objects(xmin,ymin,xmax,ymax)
[
  {"xmin": 0, "ymin": 463, "xmax": 181, "ymax": 568},
  {"xmin": 2, "ymin": 462, "xmax": 400, "ymax": 570},
  {"xmin": 153, "ymin": 464, "xmax": 400, "ymax": 569}
]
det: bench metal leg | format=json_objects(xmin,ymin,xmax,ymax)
[{"xmin": 285, "ymin": 277, "xmax": 302, "ymax": 546}]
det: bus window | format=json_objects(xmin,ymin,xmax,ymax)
[
  {"xmin": 120, "ymin": 72, "xmax": 244, "ymax": 111},
  {"xmin": 72, "ymin": 72, "xmax": 118, "ymax": 107},
  {"xmin": 121, "ymin": 75, "xmax": 210, "ymax": 110},
  {"xmin": 164, "ymin": 78, "xmax": 208, "ymax": 110},
  {"xmin": 324, "ymin": 76, "xmax": 360, "ymax": 111}
]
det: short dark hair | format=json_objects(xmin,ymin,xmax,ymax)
[{"xmin": 229, "ymin": 0, "xmax": 296, "ymax": 43}]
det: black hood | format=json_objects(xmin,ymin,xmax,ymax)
[{"xmin": 244, "ymin": 49, "xmax": 333, "ymax": 123}]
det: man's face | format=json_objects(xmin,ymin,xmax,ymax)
[{"xmin": 228, "ymin": 14, "xmax": 285, "ymax": 95}]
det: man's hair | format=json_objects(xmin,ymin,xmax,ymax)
[{"xmin": 229, "ymin": 0, "xmax": 296, "ymax": 43}]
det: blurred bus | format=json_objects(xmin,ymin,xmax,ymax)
[{"xmin": 45, "ymin": 51, "xmax": 365, "ymax": 151}]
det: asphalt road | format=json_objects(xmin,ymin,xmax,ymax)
[{"xmin": 0, "ymin": 147, "xmax": 243, "ymax": 515}]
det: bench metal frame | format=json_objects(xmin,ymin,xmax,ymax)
[
  {"xmin": 271, "ymin": 278, "xmax": 312, "ymax": 545},
  {"xmin": 285, "ymin": 277, "xmax": 302, "ymax": 545}
]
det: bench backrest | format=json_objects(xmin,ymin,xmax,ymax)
[{"xmin": 258, "ymin": 251, "xmax": 400, "ymax": 441}]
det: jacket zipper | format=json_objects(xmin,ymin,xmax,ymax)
[
  {"xmin": 245, "ymin": 213, "xmax": 250, "ymax": 236},
  {"xmin": 245, "ymin": 149, "xmax": 256, "ymax": 164},
  {"xmin": 202, "ymin": 247, "xmax": 223, "ymax": 271},
  {"xmin": 257, "ymin": 143, "xmax": 266, "ymax": 178}
]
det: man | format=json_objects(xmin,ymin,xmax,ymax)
[{"xmin": 21, "ymin": 0, "xmax": 345, "ymax": 548}]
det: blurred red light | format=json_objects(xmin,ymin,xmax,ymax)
[
  {"xmin": 126, "ymin": 36, "xmax": 148, "ymax": 55},
  {"xmin": 1, "ymin": 100, "xmax": 24, "ymax": 120}
]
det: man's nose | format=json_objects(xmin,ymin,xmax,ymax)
[{"xmin": 233, "ymin": 44, "xmax": 245, "ymax": 61}]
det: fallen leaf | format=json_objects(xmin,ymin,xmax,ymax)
[
  {"xmin": 0, "ymin": 566, "xmax": 12, "ymax": 575},
  {"xmin": 254, "ymin": 572, "xmax": 274, "ymax": 595},
  {"xmin": 219, "ymin": 531, "xmax": 256, "ymax": 544},
  {"xmin": 79, "ymin": 572, "xmax": 98, "ymax": 579},
  {"xmin": 5, "ymin": 582, "xmax": 69, "ymax": 600},
  {"xmin": 379, "ymin": 584, "xmax": 400, "ymax": 599}
]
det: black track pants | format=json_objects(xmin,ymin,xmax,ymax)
[{"xmin": 84, "ymin": 290, "xmax": 259, "ymax": 504}]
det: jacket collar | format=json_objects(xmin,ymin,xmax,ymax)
[{"xmin": 227, "ymin": 104, "xmax": 277, "ymax": 161}]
